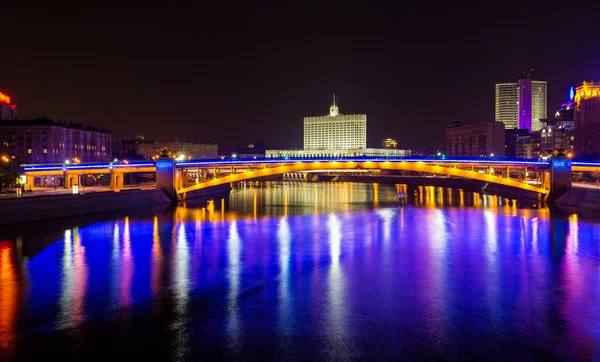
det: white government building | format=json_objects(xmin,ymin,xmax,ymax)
[{"xmin": 266, "ymin": 96, "xmax": 410, "ymax": 158}]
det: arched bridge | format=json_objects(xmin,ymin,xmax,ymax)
[{"xmin": 22, "ymin": 156, "xmax": 588, "ymax": 200}]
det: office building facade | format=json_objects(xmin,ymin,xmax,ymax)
[
  {"xmin": 0, "ymin": 92, "xmax": 18, "ymax": 121},
  {"xmin": 446, "ymin": 122, "xmax": 505, "ymax": 157},
  {"xmin": 574, "ymin": 81, "xmax": 600, "ymax": 157},
  {"xmin": 303, "ymin": 98, "xmax": 366, "ymax": 150},
  {"xmin": 495, "ymin": 77, "xmax": 547, "ymax": 132},
  {"xmin": 495, "ymin": 83, "xmax": 518, "ymax": 129},
  {"xmin": 0, "ymin": 118, "xmax": 112, "ymax": 167}
]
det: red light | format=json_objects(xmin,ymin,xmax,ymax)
[{"xmin": 0, "ymin": 92, "xmax": 11, "ymax": 104}]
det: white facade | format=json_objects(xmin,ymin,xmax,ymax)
[
  {"xmin": 303, "ymin": 99, "xmax": 366, "ymax": 150},
  {"xmin": 266, "ymin": 148, "xmax": 411, "ymax": 159},
  {"xmin": 531, "ymin": 80, "xmax": 547, "ymax": 132},
  {"xmin": 495, "ymin": 83, "xmax": 518, "ymax": 129},
  {"xmin": 495, "ymin": 80, "xmax": 547, "ymax": 131}
]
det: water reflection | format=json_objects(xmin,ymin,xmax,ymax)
[
  {"xmin": 172, "ymin": 222, "xmax": 190, "ymax": 360},
  {"xmin": 2, "ymin": 183, "xmax": 600, "ymax": 360},
  {"xmin": 58, "ymin": 228, "xmax": 88, "ymax": 329},
  {"xmin": 277, "ymin": 218, "xmax": 292, "ymax": 333},
  {"xmin": 226, "ymin": 221, "xmax": 243, "ymax": 355},
  {"xmin": 326, "ymin": 214, "xmax": 349, "ymax": 359},
  {"xmin": 0, "ymin": 242, "xmax": 18, "ymax": 359}
]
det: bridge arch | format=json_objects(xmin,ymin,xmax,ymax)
[{"xmin": 178, "ymin": 160, "xmax": 548, "ymax": 197}]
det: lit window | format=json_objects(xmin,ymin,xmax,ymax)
[{"xmin": 27, "ymin": 149, "xmax": 32, "ymax": 154}]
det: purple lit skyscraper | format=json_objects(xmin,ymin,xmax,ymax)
[{"xmin": 518, "ymin": 78, "xmax": 532, "ymax": 131}]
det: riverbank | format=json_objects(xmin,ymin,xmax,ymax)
[
  {"xmin": 0, "ymin": 189, "xmax": 172, "ymax": 226},
  {"xmin": 554, "ymin": 186, "xmax": 600, "ymax": 213}
]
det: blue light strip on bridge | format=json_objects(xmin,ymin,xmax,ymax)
[
  {"xmin": 176, "ymin": 157, "xmax": 551, "ymax": 167},
  {"xmin": 23, "ymin": 157, "xmax": 557, "ymax": 173},
  {"xmin": 572, "ymin": 161, "xmax": 600, "ymax": 167}
]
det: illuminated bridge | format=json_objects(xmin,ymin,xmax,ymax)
[{"xmin": 21, "ymin": 156, "xmax": 592, "ymax": 200}]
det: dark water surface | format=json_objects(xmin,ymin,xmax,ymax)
[{"xmin": 1, "ymin": 182, "xmax": 600, "ymax": 361}]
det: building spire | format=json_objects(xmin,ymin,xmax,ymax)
[{"xmin": 329, "ymin": 94, "xmax": 339, "ymax": 116}]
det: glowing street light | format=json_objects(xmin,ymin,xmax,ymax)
[{"xmin": 175, "ymin": 154, "xmax": 185, "ymax": 161}]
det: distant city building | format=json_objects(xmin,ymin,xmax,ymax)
[
  {"xmin": 504, "ymin": 128, "xmax": 530, "ymax": 158},
  {"xmin": 303, "ymin": 96, "xmax": 366, "ymax": 150},
  {"xmin": 495, "ymin": 83, "xmax": 519, "ymax": 129},
  {"xmin": 0, "ymin": 92, "xmax": 18, "ymax": 120},
  {"xmin": 266, "ymin": 148, "xmax": 411, "ymax": 159},
  {"xmin": 513, "ymin": 87, "xmax": 575, "ymax": 159},
  {"xmin": 381, "ymin": 138, "xmax": 397, "ymax": 149},
  {"xmin": 447, "ymin": 119, "xmax": 467, "ymax": 129},
  {"xmin": 495, "ymin": 73, "xmax": 547, "ymax": 132},
  {"xmin": 267, "ymin": 96, "xmax": 410, "ymax": 158},
  {"xmin": 574, "ymin": 81, "xmax": 600, "ymax": 158},
  {"xmin": 539, "ymin": 98, "xmax": 574, "ymax": 156},
  {"xmin": 446, "ymin": 121, "xmax": 505, "ymax": 157},
  {"xmin": 0, "ymin": 118, "xmax": 112, "ymax": 168},
  {"xmin": 137, "ymin": 141, "xmax": 218, "ymax": 160}
]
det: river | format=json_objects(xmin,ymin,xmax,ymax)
[{"xmin": 1, "ymin": 182, "xmax": 599, "ymax": 360}]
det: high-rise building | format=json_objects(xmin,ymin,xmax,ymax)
[
  {"xmin": 495, "ymin": 83, "xmax": 518, "ymax": 129},
  {"xmin": 303, "ymin": 96, "xmax": 366, "ymax": 150},
  {"xmin": 446, "ymin": 121, "xmax": 505, "ymax": 157},
  {"xmin": 574, "ymin": 81, "xmax": 600, "ymax": 158},
  {"xmin": 0, "ymin": 91, "xmax": 18, "ymax": 120},
  {"xmin": 495, "ymin": 75, "xmax": 547, "ymax": 132},
  {"xmin": 519, "ymin": 77, "xmax": 547, "ymax": 132}
]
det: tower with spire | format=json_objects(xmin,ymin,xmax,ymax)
[{"xmin": 329, "ymin": 94, "xmax": 339, "ymax": 116}]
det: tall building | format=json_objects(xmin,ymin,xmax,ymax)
[
  {"xmin": 266, "ymin": 96, "xmax": 410, "ymax": 158},
  {"xmin": 495, "ymin": 83, "xmax": 518, "ymax": 129},
  {"xmin": 495, "ymin": 75, "xmax": 547, "ymax": 132},
  {"xmin": 303, "ymin": 96, "xmax": 366, "ymax": 150},
  {"xmin": 0, "ymin": 118, "xmax": 112, "ymax": 167},
  {"xmin": 574, "ymin": 81, "xmax": 600, "ymax": 158},
  {"xmin": 0, "ymin": 91, "xmax": 18, "ymax": 120},
  {"xmin": 446, "ymin": 121, "xmax": 505, "ymax": 157}
]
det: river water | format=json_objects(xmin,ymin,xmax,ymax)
[{"xmin": 1, "ymin": 182, "xmax": 599, "ymax": 361}]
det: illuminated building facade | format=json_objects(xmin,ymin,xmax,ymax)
[
  {"xmin": 137, "ymin": 141, "xmax": 218, "ymax": 160},
  {"xmin": 0, "ymin": 92, "xmax": 18, "ymax": 120},
  {"xmin": 495, "ymin": 83, "xmax": 518, "ymax": 129},
  {"xmin": 495, "ymin": 77, "xmax": 547, "ymax": 132},
  {"xmin": 513, "ymin": 87, "xmax": 575, "ymax": 159},
  {"xmin": 446, "ymin": 121, "xmax": 505, "ymax": 157},
  {"xmin": 574, "ymin": 81, "xmax": 600, "ymax": 157},
  {"xmin": 267, "ymin": 96, "xmax": 410, "ymax": 158},
  {"xmin": 0, "ymin": 118, "xmax": 112, "ymax": 167},
  {"xmin": 519, "ymin": 78, "xmax": 547, "ymax": 132},
  {"xmin": 266, "ymin": 148, "xmax": 411, "ymax": 159},
  {"xmin": 381, "ymin": 138, "xmax": 397, "ymax": 149},
  {"xmin": 303, "ymin": 97, "xmax": 366, "ymax": 150}
]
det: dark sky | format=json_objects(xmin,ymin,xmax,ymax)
[{"xmin": 2, "ymin": 4, "xmax": 600, "ymax": 151}]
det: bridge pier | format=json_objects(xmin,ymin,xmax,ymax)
[
  {"xmin": 156, "ymin": 158, "xmax": 177, "ymax": 201},
  {"xmin": 110, "ymin": 170, "xmax": 124, "ymax": 189},
  {"xmin": 548, "ymin": 157, "xmax": 572, "ymax": 200}
]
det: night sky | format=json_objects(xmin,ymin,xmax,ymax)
[{"xmin": 2, "ymin": 4, "xmax": 600, "ymax": 151}]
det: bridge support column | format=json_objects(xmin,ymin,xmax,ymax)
[
  {"xmin": 64, "ymin": 171, "xmax": 78, "ymax": 189},
  {"xmin": 156, "ymin": 158, "xmax": 177, "ymax": 201},
  {"xmin": 548, "ymin": 157, "xmax": 572, "ymax": 200},
  {"xmin": 24, "ymin": 174, "xmax": 34, "ymax": 191},
  {"xmin": 110, "ymin": 171, "xmax": 124, "ymax": 189}
]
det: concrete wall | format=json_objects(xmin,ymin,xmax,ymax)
[
  {"xmin": 0, "ymin": 189, "xmax": 171, "ymax": 226},
  {"xmin": 554, "ymin": 187, "xmax": 600, "ymax": 212}
]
